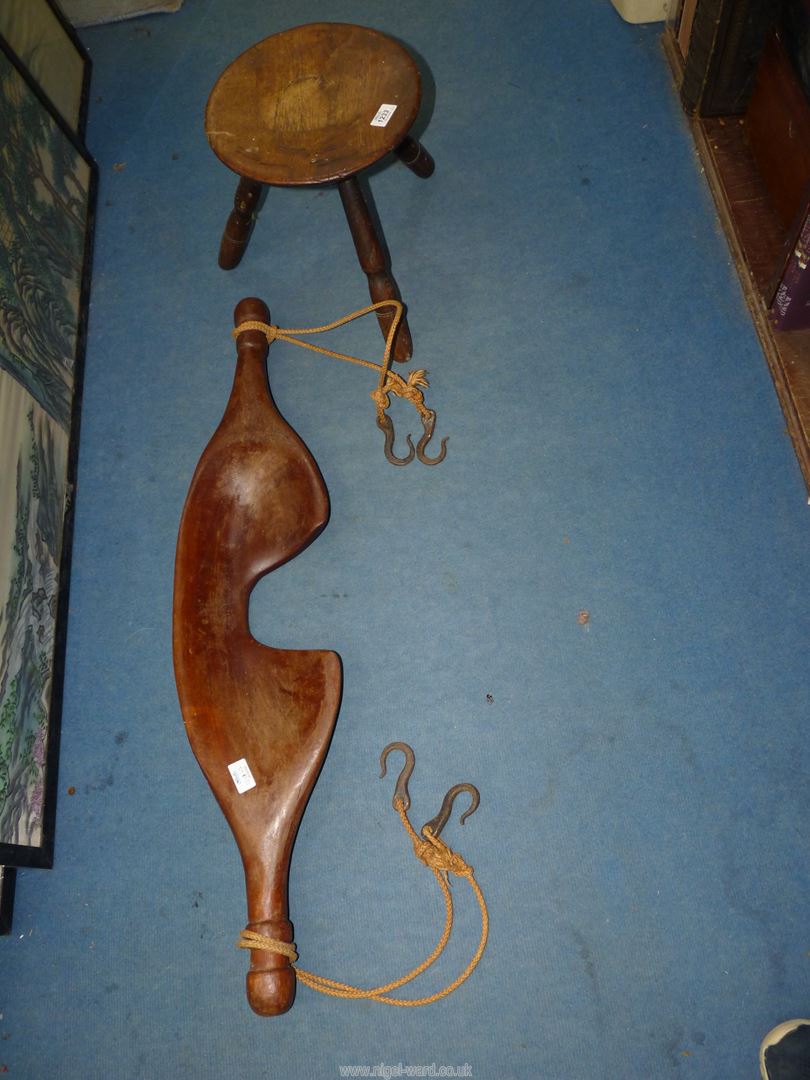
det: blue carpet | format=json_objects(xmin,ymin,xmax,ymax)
[{"xmin": 2, "ymin": 1, "xmax": 810, "ymax": 1077}]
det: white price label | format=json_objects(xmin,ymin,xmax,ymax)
[
  {"xmin": 228, "ymin": 758, "xmax": 256, "ymax": 794},
  {"xmin": 370, "ymin": 103, "xmax": 397, "ymax": 127}
]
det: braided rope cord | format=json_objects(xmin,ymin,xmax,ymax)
[
  {"xmin": 237, "ymin": 798, "xmax": 488, "ymax": 1007},
  {"xmin": 232, "ymin": 300, "xmax": 435, "ymax": 421}
]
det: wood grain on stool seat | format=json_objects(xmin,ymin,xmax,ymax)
[{"xmin": 205, "ymin": 22, "xmax": 421, "ymax": 186}]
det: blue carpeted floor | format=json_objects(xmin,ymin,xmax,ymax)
[{"xmin": 2, "ymin": 1, "xmax": 810, "ymax": 1077}]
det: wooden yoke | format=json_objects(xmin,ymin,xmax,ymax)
[{"xmin": 172, "ymin": 298, "xmax": 341, "ymax": 1015}]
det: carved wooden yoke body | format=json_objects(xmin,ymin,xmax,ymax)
[{"xmin": 172, "ymin": 298, "xmax": 341, "ymax": 1016}]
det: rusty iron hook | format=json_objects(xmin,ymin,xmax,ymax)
[
  {"xmin": 380, "ymin": 741, "xmax": 416, "ymax": 811},
  {"xmin": 376, "ymin": 412, "xmax": 415, "ymax": 466},
  {"xmin": 422, "ymin": 782, "xmax": 480, "ymax": 838},
  {"xmin": 416, "ymin": 408, "xmax": 448, "ymax": 466}
]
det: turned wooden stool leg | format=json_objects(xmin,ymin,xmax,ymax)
[
  {"xmin": 219, "ymin": 176, "xmax": 263, "ymax": 270},
  {"xmin": 395, "ymin": 135, "xmax": 435, "ymax": 179},
  {"xmin": 338, "ymin": 176, "xmax": 413, "ymax": 363}
]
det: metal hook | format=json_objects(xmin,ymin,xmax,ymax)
[
  {"xmin": 376, "ymin": 412, "xmax": 415, "ymax": 466},
  {"xmin": 379, "ymin": 741, "xmax": 416, "ymax": 811},
  {"xmin": 416, "ymin": 409, "xmax": 448, "ymax": 466},
  {"xmin": 422, "ymin": 783, "xmax": 480, "ymax": 838}
]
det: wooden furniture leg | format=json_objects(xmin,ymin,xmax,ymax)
[
  {"xmin": 395, "ymin": 135, "xmax": 435, "ymax": 179},
  {"xmin": 219, "ymin": 176, "xmax": 263, "ymax": 270},
  {"xmin": 338, "ymin": 176, "xmax": 413, "ymax": 363}
]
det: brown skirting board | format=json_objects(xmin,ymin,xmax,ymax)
[{"xmin": 663, "ymin": 28, "xmax": 810, "ymax": 501}]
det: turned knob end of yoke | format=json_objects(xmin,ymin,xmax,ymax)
[
  {"xmin": 244, "ymin": 917, "xmax": 297, "ymax": 1016},
  {"xmin": 246, "ymin": 966, "xmax": 297, "ymax": 1016},
  {"xmin": 233, "ymin": 297, "xmax": 271, "ymax": 335}
]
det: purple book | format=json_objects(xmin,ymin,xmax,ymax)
[{"xmin": 771, "ymin": 204, "xmax": 810, "ymax": 331}]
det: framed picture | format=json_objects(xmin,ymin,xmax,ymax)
[
  {"xmin": 0, "ymin": 866, "xmax": 17, "ymax": 935},
  {"xmin": 0, "ymin": 35, "xmax": 96, "ymax": 876},
  {"xmin": 0, "ymin": 0, "xmax": 91, "ymax": 138}
]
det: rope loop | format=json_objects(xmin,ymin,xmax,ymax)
[
  {"xmin": 237, "ymin": 774, "xmax": 487, "ymax": 1007},
  {"xmin": 230, "ymin": 302, "xmax": 446, "ymax": 464},
  {"xmin": 232, "ymin": 319, "xmax": 279, "ymax": 344},
  {"xmin": 238, "ymin": 930, "xmax": 297, "ymax": 963},
  {"xmin": 231, "ymin": 300, "xmax": 404, "ymax": 394}
]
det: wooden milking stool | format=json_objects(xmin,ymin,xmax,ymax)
[{"xmin": 205, "ymin": 22, "xmax": 434, "ymax": 362}]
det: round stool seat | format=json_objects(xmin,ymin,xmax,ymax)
[{"xmin": 205, "ymin": 22, "xmax": 422, "ymax": 186}]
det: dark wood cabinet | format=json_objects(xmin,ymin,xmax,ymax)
[{"xmin": 665, "ymin": 0, "xmax": 810, "ymax": 498}]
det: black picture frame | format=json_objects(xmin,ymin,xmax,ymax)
[
  {"xmin": 0, "ymin": 866, "xmax": 17, "ymax": 935},
  {"xmin": 0, "ymin": 34, "xmax": 97, "ymax": 882}
]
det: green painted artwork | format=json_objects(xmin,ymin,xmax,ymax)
[
  {"xmin": 0, "ymin": 47, "xmax": 90, "ymax": 433},
  {"xmin": 0, "ymin": 45, "xmax": 92, "ymax": 860},
  {"xmin": 0, "ymin": 374, "xmax": 68, "ymax": 849}
]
